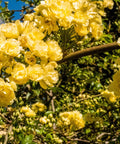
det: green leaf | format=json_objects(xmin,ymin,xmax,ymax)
[{"xmin": 21, "ymin": 134, "xmax": 34, "ymax": 144}]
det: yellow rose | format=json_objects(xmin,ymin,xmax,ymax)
[
  {"xmin": 27, "ymin": 64, "xmax": 44, "ymax": 81},
  {"xmin": 0, "ymin": 78, "xmax": 15, "ymax": 106},
  {"xmin": 11, "ymin": 63, "xmax": 28, "ymax": 85},
  {"xmin": 24, "ymin": 51, "xmax": 36, "ymax": 65},
  {"xmin": 46, "ymin": 40, "xmax": 63, "ymax": 61},
  {"xmin": 3, "ymin": 39, "xmax": 22, "ymax": 57},
  {"xmin": 0, "ymin": 23, "xmax": 19, "ymax": 38}
]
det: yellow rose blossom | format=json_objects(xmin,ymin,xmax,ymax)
[
  {"xmin": 18, "ymin": 34, "xmax": 34, "ymax": 50},
  {"xmin": 5, "ymin": 66, "xmax": 13, "ymax": 74},
  {"xmin": 74, "ymin": 25, "xmax": 88, "ymax": 36},
  {"xmin": 0, "ymin": 78, "xmax": 15, "ymax": 106},
  {"xmin": 24, "ymin": 51, "xmax": 36, "ymax": 65},
  {"xmin": 24, "ymin": 13, "xmax": 34, "ymax": 21},
  {"xmin": 57, "ymin": 111, "xmax": 85, "ymax": 132},
  {"xmin": 32, "ymin": 102, "xmax": 47, "ymax": 113},
  {"xmin": 39, "ymin": 80, "xmax": 48, "ymax": 89},
  {"xmin": 45, "ymin": 0, "xmax": 73, "ymax": 19},
  {"xmin": 46, "ymin": 40, "xmax": 63, "ymax": 61},
  {"xmin": 39, "ymin": 61, "xmax": 59, "ymax": 89},
  {"xmin": 15, "ymin": 20, "xmax": 26, "ymax": 34},
  {"xmin": 28, "ymin": 26, "xmax": 45, "ymax": 41},
  {"xmin": 11, "ymin": 63, "xmax": 28, "ymax": 85},
  {"xmin": 0, "ymin": 53, "xmax": 12, "ymax": 70},
  {"xmin": 27, "ymin": 64, "xmax": 44, "ymax": 81},
  {"xmin": 2, "ymin": 39, "xmax": 22, "ymax": 57},
  {"xmin": 21, "ymin": 106, "xmax": 36, "ymax": 117},
  {"xmin": 90, "ymin": 22, "xmax": 103, "ymax": 40},
  {"xmin": 9, "ymin": 81, "xmax": 17, "ymax": 91},
  {"xmin": 0, "ymin": 23, "xmax": 19, "ymax": 38},
  {"xmin": 34, "ymin": 15, "xmax": 58, "ymax": 34},
  {"xmin": 39, "ymin": 116, "xmax": 49, "ymax": 124},
  {"xmin": 32, "ymin": 40, "xmax": 48, "ymax": 59},
  {"xmin": 103, "ymin": 0, "xmax": 114, "ymax": 9},
  {"xmin": 101, "ymin": 90, "xmax": 117, "ymax": 103},
  {"xmin": 73, "ymin": 11, "xmax": 89, "ymax": 26},
  {"xmin": 0, "ymin": 31, "xmax": 6, "ymax": 42}
]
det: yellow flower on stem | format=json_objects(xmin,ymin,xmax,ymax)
[
  {"xmin": 0, "ymin": 78, "xmax": 15, "ymax": 106},
  {"xmin": 46, "ymin": 40, "xmax": 63, "ymax": 61},
  {"xmin": 24, "ymin": 51, "xmax": 36, "ymax": 65},
  {"xmin": 11, "ymin": 63, "xmax": 28, "ymax": 85},
  {"xmin": 0, "ymin": 23, "xmax": 19, "ymax": 38},
  {"xmin": 27, "ymin": 64, "xmax": 44, "ymax": 81}
]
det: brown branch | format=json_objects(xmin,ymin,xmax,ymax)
[
  {"xmin": 58, "ymin": 42, "xmax": 120, "ymax": 64},
  {"xmin": 78, "ymin": 94, "xmax": 102, "ymax": 102},
  {"xmin": 70, "ymin": 138, "xmax": 90, "ymax": 143},
  {"xmin": 0, "ymin": 113, "xmax": 12, "ymax": 124},
  {"xmin": 96, "ymin": 132, "xmax": 111, "ymax": 140},
  {"xmin": 4, "ymin": 125, "xmax": 12, "ymax": 144}
]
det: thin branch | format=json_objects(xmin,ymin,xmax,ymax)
[
  {"xmin": 78, "ymin": 94, "xmax": 102, "ymax": 102},
  {"xmin": 96, "ymin": 132, "xmax": 111, "ymax": 140},
  {"xmin": 58, "ymin": 42, "xmax": 120, "ymax": 64},
  {"xmin": 70, "ymin": 138, "xmax": 90, "ymax": 143},
  {"xmin": 0, "ymin": 113, "xmax": 12, "ymax": 124},
  {"xmin": 4, "ymin": 125, "xmax": 12, "ymax": 144}
]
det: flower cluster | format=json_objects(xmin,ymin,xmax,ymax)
[
  {"xmin": 21, "ymin": 105, "xmax": 36, "ymax": 117},
  {"xmin": 32, "ymin": 102, "xmax": 47, "ymax": 113},
  {"xmin": 101, "ymin": 90, "xmax": 116, "ymax": 103},
  {"xmin": 0, "ymin": 0, "xmax": 114, "ymax": 106},
  {"xmin": 25, "ymin": 0, "xmax": 114, "ymax": 39},
  {"xmin": 57, "ymin": 111, "xmax": 85, "ymax": 132},
  {"xmin": 0, "ymin": 20, "xmax": 62, "ymax": 106},
  {"xmin": 21, "ymin": 102, "xmax": 47, "ymax": 117}
]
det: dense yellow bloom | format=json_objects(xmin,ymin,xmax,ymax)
[
  {"xmin": 32, "ymin": 102, "xmax": 47, "ymax": 113},
  {"xmin": 39, "ymin": 116, "xmax": 50, "ymax": 124},
  {"xmin": 45, "ymin": 0, "xmax": 73, "ymax": 19},
  {"xmin": 34, "ymin": 3, "xmax": 59, "ymax": 33},
  {"xmin": 2, "ymin": 39, "xmax": 22, "ymax": 57},
  {"xmin": 74, "ymin": 25, "xmax": 88, "ymax": 36},
  {"xmin": 15, "ymin": 20, "xmax": 26, "ymax": 34},
  {"xmin": 21, "ymin": 106, "xmax": 36, "ymax": 117},
  {"xmin": 9, "ymin": 81, "xmax": 17, "ymax": 91},
  {"xmin": 24, "ymin": 13, "xmax": 34, "ymax": 21},
  {"xmin": 90, "ymin": 22, "xmax": 103, "ymax": 40},
  {"xmin": 101, "ymin": 90, "xmax": 116, "ymax": 103},
  {"xmin": 39, "ymin": 61, "xmax": 59, "ymax": 89},
  {"xmin": 0, "ymin": 53, "xmax": 13, "ymax": 71},
  {"xmin": 18, "ymin": 34, "xmax": 34, "ymax": 49},
  {"xmin": 0, "ymin": 78, "xmax": 15, "ymax": 106},
  {"xmin": 0, "ymin": 23, "xmax": 19, "ymax": 38},
  {"xmin": 24, "ymin": 51, "xmax": 36, "ymax": 65},
  {"xmin": 46, "ymin": 40, "xmax": 63, "ymax": 61},
  {"xmin": 73, "ymin": 11, "xmax": 89, "ymax": 26},
  {"xmin": 27, "ymin": 26, "xmax": 45, "ymax": 41},
  {"xmin": 32, "ymin": 40, "xmax": 48, "ymax": 59},
  {"xmin": 57, "ymin": 111, "xmax": 85, "ymax": 131},
  {"xmin": 103, "ymin": 0, "xmax": 114, "ymax": 9},
  {"xmin": 0, "ymin": 31, "xmax": 6, "ymax": 43},
  {"xmin": 34, "ymin": 15, "xmax": 59, "ymax": 34},
  {"xmin": 11, "ymin": 63, "xmax": 28, "ymax": 85},
  {"xmin": 27, "ymin": 64, "xmax": 44, "ymax": 81}
]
